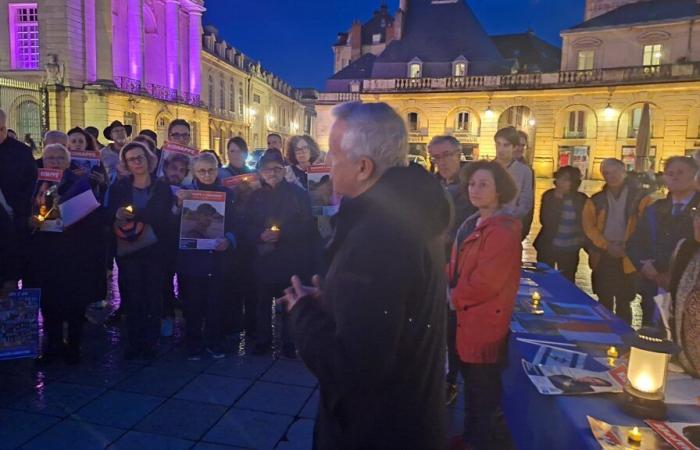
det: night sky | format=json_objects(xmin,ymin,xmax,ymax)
[{"xmin": 203, "ymin": 0, "xmax": 586, "ymax": 90}]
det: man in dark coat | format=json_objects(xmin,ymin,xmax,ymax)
[{"xmin": 281, "ymin": 102, "xmax": 450, "ymax": 450}]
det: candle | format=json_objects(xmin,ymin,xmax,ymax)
[
  {"xmin": 607, "ymin": 346, "xmax": 619, "ymax": 359},
  {"xmin": 270, "ymin": 225, "xmax": 280, "ymax": 232},
  {"xmin": 125, "ymin": 205, "xmax": 134, "ymax": 213},
  {"xmin": 628, "ymin": 426, "xmax": 642, "ymax": 444},
  {"xmin": 531, "ymin": 291, "xmax": 541, "ymax": 303},
  {"xmin": 35, "ymin": 214, "xmax": 46, "ymax": 223}
]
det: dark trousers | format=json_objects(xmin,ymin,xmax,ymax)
[
  {"xmin": 119, "ymin": 253, "xmax": 164, "ymax": 351},
  {"xmin": 537, "ymin": 247, "xmax": 580, "ymax": 283},
  {"xmin": 222, "ymin": 272, "xmax": 258, "ymax": 338},
  {"xmin": 162, "ymin": 271, "xmax": 177, "ymax": 317},
  {"xmin": 41, "ymin": 304, "xmax": 85, "ymax": 355},
  {"xmin": 638, "ymin": 279, "xmax": 661, "ymax": 326},
  {"xmin": 180, "ymin": 274, "xmax": 225, "ymax": 350},
  {"xmin": 256, "ymin": 282, "xmax": 292, "ymax": 349},
  {"xmin": 592, "ymin": 254, "xmax": 637, "ymax": 324},
  {"xmin": 460, "ymin": 362, "xmax": 505, "ymax": 450},
  {"xmin": 446, "ymin": 308, "xmax": 459, "ymax": 384}
]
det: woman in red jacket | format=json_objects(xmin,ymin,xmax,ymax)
[{"xmin": 448, "ymin": 160, "xmax": 522, "ymax": 450}]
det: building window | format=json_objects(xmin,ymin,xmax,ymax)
[
  {"xmin": 565, "ymin": 110, "xmax": 586, "ymax": 138},
  {"xmin": 577, "ymin": 50, "xmax": 594, "ymax": 71},
  {"xmin": 408, "ymin": 63, "xmax": 421, "ymax": 79},
  {"xmin": 15, "ymin": 99, "xmax": 41, "ymax": 145},
  {"xmin": 229, "ymin": 80, "xmax": 235, "ymax": 112},
  {"xmin": 372, "ymin": 33, "xmax": 381, "ymax": 44},
  {"xmin": 453, "ymin": 63, "xmax": 466, "ymax": 77},
  {"xmin": 643, "ymin": 44, "xmax": 662, "ymax": 66},
  {"xmin": 628, "ymin": 107, "xmax": 643, "ymax": 138},
  {"xmin": 238, "ymin": 82, "xmax": 244, "ymax": 115},
  {"xmin": 253, "ymin": 93, "xmax": 261, "ymax": 104},
  {"xmin": 124, "ymin": 111, "xmax": 140, "ymax": 135},
  {"xmin": 219, "ymin": 78, "xmax": 225, "ymax": 110},
  {"xmin": 455, "ymin": 112, "xmax": 470, "ymax": 132},
  {"xmin": 305, "ymin": 114, "xmax": 312, "ymax": 135},
  {"xmin": 407, "ymin": 112, "xmax": 419, "ymax": 132},
  {"xmin": 208, "ymin": 76, "xmax": 214, "ymax": 107},
  {"xmin": 9, "ymin": 4, "xmax": 39, "ymax": 70}
]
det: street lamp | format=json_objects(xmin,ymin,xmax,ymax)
[
  {"xmin": 485, "ymin": 106, "xmax": 495, "ymax": 119},
  {"xmin": 621, "ymin": 327, "xmax": 679, "ymax": 420},
  {"xmin": 604, "ymin": 103, "xmax": 615, "ymax": 119}
]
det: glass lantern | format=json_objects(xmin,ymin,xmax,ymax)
[{"xmin": 621, "ymin": 327, "xmax": 679, "ymax": 420}]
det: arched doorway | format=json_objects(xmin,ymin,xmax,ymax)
[
  {"xmin": 498, "ymin": 105, "xmax": 537, "ymax": 164},
  {"xmin": 14, "ymin": 99, "xmax": 41, "ymax": 145}
]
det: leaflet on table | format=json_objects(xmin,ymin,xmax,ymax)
[
  {"xmin": 520, "ymin": 277, "xmax": 539, "ymax": 287},
  {"xmin": 308, "ymin": 166, "xmax": 339, "ymax": 216},
  {"xmin": 33, "ymin": 168, "xmax": 64, "ymax": 232},
  {"xmin": 522, "ymin": 359, "xmax": 624, "ymax": 395},
  {"xmin": 69, "ymin": 150, "xmax": 101, "ymax": 172},
  {"xmin": 0, "ymin": 289, "xmax": 41, "ymax": 361},
  {"xmin": 647, "ymin": 420, "xmax": 700, "ymax": 450},
  {"xmin": 156, "ymin": 141, "xmax": 199, "ymax": 181},
  {"xmin": 179, "ymin": 190, "xmax": 226, "ymax": 250},
  {"xmin": 514, "ymin": 296, "xmax": 605, "ymax": 321},
  {"xmin": 588, "ymin": 416, "xmax": 674, "ymax": 450},
  {"xmin": 664, "ymin": 373, "xmax": 700, "ymax": 407},
  {"xmin": 222, "ymin": 173, "xmax": 261, "ymax": 195},
  {"xmin": 530, "ymin": 342, "xmax": 588, "ymax": 368}
]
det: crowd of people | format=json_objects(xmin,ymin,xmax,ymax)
[{"xmin": 1, "ymin": 100, "xmax": 699, "ymax": 449}]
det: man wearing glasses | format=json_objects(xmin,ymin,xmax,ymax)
[{"xmin": 167, "ymin": 119, "xmax": 192, "ymax": 147}]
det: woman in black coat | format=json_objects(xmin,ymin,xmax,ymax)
[
  {"xmin": 107, "ymin": 142, "xmax": 177, "ymax": 360},
  {"xmin": 243, "ymin": 151, "xmax": 318, "ymax": 357},
  {"xmin": 533, "ymin": 166, "xmax": 588, "ymax": 282},
  {"xmin": 27, "ymin": 144, "xmax": 106, "ymax": 365}
]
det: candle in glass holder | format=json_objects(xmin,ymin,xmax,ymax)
[{"xmin": 627, "ymin": 426, "xmax": 642, "ymax": 445}]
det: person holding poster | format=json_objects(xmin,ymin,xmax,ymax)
[
  {"xmin": 243, "ymin": 151, "xmax": 318, "ymax": 357},
  {"xmin": 174, "ymin": 152, "xmax": 236, "ymax": 359},
  {"xmin": 108, "ymin": 142, "xmax": 177, "ymax": 360},
  {"xmin": 25, "ymin": 144, "xmax": 106, "ymax": 366}
]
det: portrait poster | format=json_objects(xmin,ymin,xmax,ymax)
[{"xmin": 179, "ymin": 190, "xmax": 226, "ymax": 250}]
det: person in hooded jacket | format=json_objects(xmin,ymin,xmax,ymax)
[
  {"xmin": 280, "ymin": 102, "xmax": 449, "ymax": 450},
  {"xmin": 448, "ymin": 160, "xmax": 522, "ymax": 450}
]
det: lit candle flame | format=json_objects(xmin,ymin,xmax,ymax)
[
  {"xmin": 36, "ymin": 214, "xmax": 46, "ymax": 223},
  {"xmin": 606, "ymin": 346, "xmax": 619, "ymax": 359},
  {"xmin": 125, "ymin": 205, "xmax": 134, "ymax": 213},
  {"xmin": 531, "ymin": 291, "xmax": 541, "ymax": 302},
  {"xmin": 270, "ymin": 225, "xmax": 280, "ymax": 232},
  {"xmin": 632, "ymin": 373, "xmax": 657, "ymax": 393},
  {"xmin": 628, "ymin": 426, "xmax": 642, "ymax": 443}
]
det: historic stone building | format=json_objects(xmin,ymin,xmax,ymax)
[
  {"xmin": 319, "ymin": 0, "xmax": 700, "ymax": 180},
  {"xmin": 0, "ymin": 0, "xmax": 315, "ymax": 161}
]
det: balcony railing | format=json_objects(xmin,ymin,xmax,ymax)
[
  {"xmin": 564, "ymin": 130, "xmax": 586, "ymax": 139},
  {"xmin": 317, "ymin": 92, "xmax": 361, "ymax": 104},
  {"xmin": 113, "ymin": 76, "xmax": 201, "ymax": 107},
  {"xmin": 355, "ymin": 62, "xmax": 700, "ymax": 93}
]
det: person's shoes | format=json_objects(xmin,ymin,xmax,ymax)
[
  {"xmin": 161, "ymin": 318, "xmax": 174, "ymax": 337},
  {"xmin": 251, "ymin": 343, "xmax": 270, "ymax": 356},
  {"xmin": 187, "ymin": 348, "xmax": 203, "ymax": 361},
  {"xmin": 281, "ymin": 345, "xmax": 297, "ymax": 359},
  {"xmin": 446, "ymin": 383, "xmax": 459, "ymax": 406},
  {"xmin": 206, "ymin": 347, "xmax": 226, "ymax": 359},
  {"xmin": 124, "ymin": 347, "xmax": 140, "ymax": 361},
  {"xmin": 141, "ymin": 347, "xmax": 158, "ymax": 361}
]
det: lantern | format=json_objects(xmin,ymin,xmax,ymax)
[{"xmin": 621, "ymin": 327, "xmax": 679, "ymax": 420}]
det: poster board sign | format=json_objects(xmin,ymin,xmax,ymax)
[
  {"xmin": 70, "ymin": 150, "xmax": 101, "ymax": 172},
  {"xmin": 308, "ymin": 166, "xmax": 339, "ymax": 216},
  {"xmin": 157, "ymin": 141, "xmax": 199, "ymax": 181},
  {"xmin": 179, "ymin": 190, "xmax": 226, "ymax": 250},
  {"xmin": 0, "ymin": 289, "xmax": 41, "ymax": 361},
  {"xmin": 647, "ymin": 420, "xmax": 700, "ymax": 450},
  {"xmin": 33, "ymin": 168, "xmax": 64, "ymax": 232},
  {"xmin": 522, "ymin": 359, "xmax": 625, "ymax": 395}
]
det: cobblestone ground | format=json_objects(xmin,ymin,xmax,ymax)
[{"xmin": 0, "ymin": 178, "xmax": 637, "ymax": 450}]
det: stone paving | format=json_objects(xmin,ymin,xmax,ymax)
[{"xmin": 0, "ymin": 178, "xmax": 611, "ymax": 449}]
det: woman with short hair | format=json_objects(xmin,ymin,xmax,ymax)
[
  {"xmin": 220, "ymin": 137, "xmax": 252, "ymax": 179},
  {"xmin": 107, "ymin": 141, "xmax": 177, "ymax": 360},
  {"xmin": 448, "ymin": 160, "xmax": 522, "ymax": 450}
]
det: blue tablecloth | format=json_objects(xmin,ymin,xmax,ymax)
[{"xmin": 502, "ymin": 265, "xmax": 700, "ymax": 450}]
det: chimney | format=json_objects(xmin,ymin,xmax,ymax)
[
  {"xmin": 394, "ymin": 8, "xmax": 404, "ymax": 41},
  {"xmin": 350, "ymin": 20, "xmax": 362, "ymax": 61},
  {"xmin": 385, "ymin": 21, "xmax": 395, "ymax": 45},
  {"xmin": 400, "ymin": 0, "xmax": 408, "ymax": 12}
]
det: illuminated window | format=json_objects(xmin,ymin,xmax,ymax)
[
  {"xmin": 453, "ymin": 63, "xmax": 466, "ymax": 77},
  {"xmin": 566, "ymin": 110, "xmax": 586, "ymax": 138},
  {"xmin": 643, "ymin": 44, "xmax": 662, "ymax": 66},
  {"xmin": 219, "ymin": 78, "xmax": 225, "ymax": 110},
  {"xmin": 408, "ymin": 63, "xmax": 421, "ymax": 78},
  {"xmin": 229, "ymin": 80, "xmax": 235, "ymax": 112},
  {"xmin": 407, "ymin": 112, "xmax": 419, "ymax": 132},
  {"xmin": 9, "ymin": 4, "xmax": 39, "ymax": 70},
  {"xmin": 238, "ymin": 82, "xmax": 244, "ymax": 115},
  {"xmin": 577, "ymin": 50, "xmax": 594, "ymax": 71},
  {"xmin": 372, "ymin": 33, "xmax": 381, "ymax": 44},
  {"xmin": 456, "ymin": 112, "xmax": 470, "ymax": 131}
]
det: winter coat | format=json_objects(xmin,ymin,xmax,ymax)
[
  {"xmin": 289, "ymin": 165, "xmax": 451, "ymax": 450},
  {"xmin": 533, "ymin": 189, "xmax": 589, "ymax": 255},
  {"xmin": 0, "ymin": 136, "xmax": 37, "ymax": 229},
  {"xmin": 449, "ymin": 212, "xmax": 522, "ymax": 363},
  {"xmin": 242, "ymin": 179, "xmax": 317, "ymax": 284}
]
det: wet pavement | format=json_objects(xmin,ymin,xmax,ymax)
[{"xmin": 0, "ymin": 178, "xmax": 629, "ymax": 449}]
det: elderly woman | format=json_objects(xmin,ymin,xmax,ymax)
[
  {"xmin": 27, "ymin": 144, "xmax": 106, "ymax": 365},
  {"xmin": 448, "ymin": 160, "xmax": 522, "ymax": 450},
  {"xmin": 285, "ymin": 135, "xmax": 321, "ymax": 189},
  {"xmin": 107, "ymin": 141, "xmax": 176, "ymax": 360},
  {"xmin": 175, "ymin": 152, "xmax": 236, "ymax": 360}
]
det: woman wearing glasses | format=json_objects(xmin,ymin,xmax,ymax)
[
  {"xmin": 174, "ymin": 152, "xmax": 237, "ymax": 360},
  {"xmin": 108, "ymin": 142, "xmax": 177, "ymax": 360},
  {"xmin": 284, "ymin": 135, "xmax": 322, "ymax": 190},
  {"xmin": 243, "ymin": 151, "xmax": 318, "ymax": 357}
]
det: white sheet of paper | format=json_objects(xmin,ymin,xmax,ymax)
[{"xmin": 59, "ymin": 189, "xmax": 99, "ymax": 228}]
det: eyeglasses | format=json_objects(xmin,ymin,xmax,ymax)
[
  {"xmin": 295, "ymin": 146, "xmax": 310, "ymax": 152},
  {"xmin": 195, "ymin": 168, "xmax": 217, "ymax": 175},
  {"xmin": 169, "ymin": 132, "xmax": 190, "ymax": 140},
  {"xmin": 260, "ymin": 166, "xmax": 285, "ymax": 174},
  {"xmin": 44, "ymin": 156, "xmax": 67, "ymax": 162},
  {"xmin": 429, "ymin": 151, "xmax": 459, "ymax": 162},
  {"xmin": 126, "ymin": 155, "xmax": 146, "ymax": 164}
]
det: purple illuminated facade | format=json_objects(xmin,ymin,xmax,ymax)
[
  {"xmin": 8, "ymin": 3, "xmax": 39, "ymax": 70},
  {"xmin": 111, "ymin": 0, "xmax": 203, "ymax": 105}
]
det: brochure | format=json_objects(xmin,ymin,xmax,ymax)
[
  {"xmin": 179, "ymin": 190, "xmax": 226, "ymax": 250},
  {"xmin": 588, "ymin": 416, "xmax": 674, "ymax": 450},
  {"xmin": 307, "ymin": 166, "xmax": 339, "ymax": 216},
  {"xmin": 0, "ymin": 289, "xmax": 41, "ymax": 361},
  {"xmin": 33, "ymin": 168, "xmax": 64, "ymax": 232},
  {"xmin": 58, "ymin": 188, "xmax": 100, "ymax": 228},
  {"xmin": 647, "ymin": 420, "xmax": 700, "ymax": 449},
  {"xmin": 70, "ymin": 150, "xmax": 101, "ymax": 172},
  {"xmin": 522, "ymin": 359, "xmax": 624, "ymax": 395},
  {"xmin": 157, "ymin": 141, "xmax": 199, "ymax": 181}
]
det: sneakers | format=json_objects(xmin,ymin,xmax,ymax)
[
  {"xmin": 161, "ymin": 317, "xmax": 174, "ymax": 337},
  {"xmin": 206, "ymin": 347, "xmax": 226, "ymax": 359},
  {"xmin": 446, "ymin": 383, "xmax": 458, "ymax": 406}
]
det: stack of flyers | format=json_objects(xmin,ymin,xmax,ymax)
[
  {"xmin": 522, "ymin": 359, "xmax": 626, "ymax": 395},
  {"xmin": 33, "ymin": 168, "xmax": 64, "ymax": 232},
  {"xmin": 308, "ymin": 166, "xmax": 339, "ymax": 216},
  {"xmin": 588, "ymin": 417, "xmax": 674, "ymax": 449},
  {"xmin": 647, "ymin": 420, "xmax": 700, "ymax": 449},
  {"xmin": 157, "ymin": 141, "xmax": 199, "ymax": 181},
  {"xmin": 179, "ymin": 190, "xmax": 226, "ymax": 250},
  {"xmin": 70, "ymin": 150, "xmax": 101, "ymax": 172},
  {"xmin": 518, "ymin": 338, "xmax": 588, "ymax": 368}
]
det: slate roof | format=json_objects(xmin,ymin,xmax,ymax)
[
  {"xmin": 330, "ymin": 53, "xmax": 377, "ymax": 80},
  {"xmin": 361, "ymin": 7, "xmax": 393, "ymax": 45},
  {"xmin": 569, "ymin": 0, "xmax": 700, "ymax": 31},
  {"xmin": 492, "ymin": 32, "xmax": 562, "ymax": 73}
]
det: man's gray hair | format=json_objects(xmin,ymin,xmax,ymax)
[
  {"xmin": 43, "ymin": 130, "xmax": 68, "ymax": 147},
  {"xmin": 43, "ymin": 143, "xmax": 71, "ymax": 163},
  {"xmin": 332, "ymin": 102, "xmax": 408, "ymax": 174},
  {"xmin": 192, "ymin": 152, "xmax": 218, "ymax": 168},
  {"xmin": 428, "ymin": 135, "xmax": 461, "ymax": 151},
  {"xmin": 601, "ymin": 158, "xmax": 625, "ymax": 171}
]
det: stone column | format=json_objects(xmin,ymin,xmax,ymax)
[
  {"xmin": 127, "ymin": 0, "xmax": 143, "ymax": 84},
  {"xmin": 187, "ymin": 2, "xmax": 204, "ymax": 99},
  {"xmin": 94, "ymin": 0, "xmax": 113, "ymax": 81},
  {"xmin": 164, "ymin": 0, "xmax": 180, "ymax": 91},
  {"xmin": 84, "ymin": 0, "xmax": 97, "ymax": 82}
]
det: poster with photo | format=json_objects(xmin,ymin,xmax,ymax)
[
  {"xmin": 222, "ymin": 173, "xmax": 261, "ymax": 196},
  {"xmin": 157, "ymin": 141, "xmax": 199, "ymax": 182},
  {"xmin": 522, "ymin": 359, "xmax": 625, "ymax": 395},
  {"xmin": 308, "ymin": 166, "xmax": 339, "ymax": 216},
  {"xmin": 179, "ymin": 190, "xmax": 226, "ymax": 250},
  {"xmin": 69, "ymin": 150, "xmax": 101, "ymax": 172},
  {"xmin": 647, "ymin": 420, "xmax": 700, "ymax": 449},
  {"xmin": 33, "ymin": 168, "xmax": 64, "ymax": 232},
  {"xmin": 0, "ymin": 289, "xmax": 41, "ymax": 361},
  {"xmin": 588, "ymin": 417, "xmax": 673, "ymax": 450}
]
